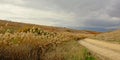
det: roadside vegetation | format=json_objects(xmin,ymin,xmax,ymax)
[{"xmin": 43, "ymin": 40, "xmax": 97, "ymax": 60}]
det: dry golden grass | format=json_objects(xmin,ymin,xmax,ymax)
[
  {"xmin": 43, "ymin": 40, "xmax": 85, "ymax": 60},
  {"xmin": 0, "ymin": 27, "xmax": 85, "ymax": 60},
  {"xmin": 0, "ymin": 29, "xmax": 80, "ymax": 60},
  {"xmin": 0, "ymin": 20, "xmax": 98, "ymax": 60},
  {"xmin": 91, "ymin": 30, "xmax": 120, "ymax": 44}
]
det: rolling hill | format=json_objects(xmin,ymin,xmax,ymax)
[
  {"xmin": 93, "ymin": 30, "xmax": 120, "ymax": 44},
  {"xmin": 0, "ymin": 19, "xmax": 100, "ymax": 34}
]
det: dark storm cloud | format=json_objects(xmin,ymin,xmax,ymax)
[{"xmin": 83, "ymin": 19, "xmax": 120, "ymax": 27}]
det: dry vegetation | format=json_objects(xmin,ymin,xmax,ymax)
[
  {"xmin": 92, "ymin": 30, "xmax": 120, "ymax": 44},
  {"xmin": 0, "ymin": 20, "xmax": 98, "ymax": 60}
]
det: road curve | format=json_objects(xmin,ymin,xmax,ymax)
[{"xmin": 79, "ymin": 38, "xmax": 120, "ymax": 60}]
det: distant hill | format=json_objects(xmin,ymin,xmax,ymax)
[
  {"xmin": 0, "ymin": 19, "xmax": 99, "ymax": 34},
  {"xmin": 93, "ymin": 30, "xmax": 120, "ymax": 44}
]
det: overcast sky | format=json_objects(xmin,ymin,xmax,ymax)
[{"xmin": 0, "ymin": 0, "xmax": 120, "ymax": 32}]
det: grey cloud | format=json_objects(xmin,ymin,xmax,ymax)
[
  {"xmin": 83, "ymin": 19, "xmax": 120, "ymax": 27},
  {"xmin": 0, "ymin": 0, "xmax": 111, "ymax": 14},
  {"xmin": 21, "ymin": 0, "xmax": 58, "ymax": 11},
  {"xmin": 108, "ymin": 0, "xmax": 120, "ymax": 18},
  {"xmin": 0, "ymin": 0, "xmax": 120, "ymax": 31},
  {"xmin": 0, "ymin": 0, "xmax": 58, "ymax": 11},
  {"xmin": 49, "ymin": 0, "xmax": 111, "ymax": 16},
  {"xmin": 74, "ymin": 17, "xmax": 120, "ymax": 32}
]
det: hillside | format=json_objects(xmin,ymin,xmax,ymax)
[
  {"xmin": 0, "ymin": 19, "xmax": 99, "ymax": 60},
  {"xmin": 0, "ymin": 19, "xmax": 100, "ymax": 34},
  {"xmin": 92, "ymin": 30, "xmax": 120, "ymax": 44}
]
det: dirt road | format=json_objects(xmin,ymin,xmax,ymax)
[{"xmin": 79, "ymin": 38, "xmax": 120, "ymax": 60}]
